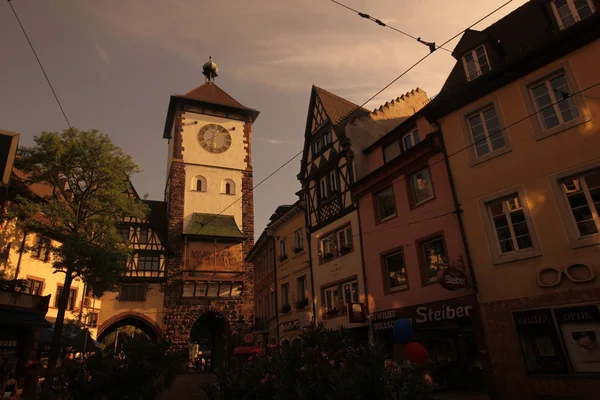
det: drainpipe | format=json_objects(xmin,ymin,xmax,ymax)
[
  {"xmin": 438, "ymin": 127, "xmax": 497, "ymax": 400},
  {"xmin": 354, "ymin": 198, "xmax": 372, "ymax": 345}
]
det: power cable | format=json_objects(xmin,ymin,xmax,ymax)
[
  {"xmin": 193, "ymin": 0, "xmax": 516, "ymax": 235},
  {"xmin": 7, "ymin": 0, "xmax": 74, "ymax": 130}
]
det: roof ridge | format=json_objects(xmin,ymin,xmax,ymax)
[{"xmin": 314, "ymin": 86, "xmax": 365, "ymax": 110}]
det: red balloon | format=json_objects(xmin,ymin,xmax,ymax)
[{"xmin": 405, "ymin": 342, "xmax": 428, "ymax": 364}]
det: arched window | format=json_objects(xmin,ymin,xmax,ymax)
[
  {"xmin": 193, "ymin": 176, "xmax": 207, "ymax": 192},
  {"xmin": 222, "ymin": 179, "xmax": 235, "ymax": 195}
]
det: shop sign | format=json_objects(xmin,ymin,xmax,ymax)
[
  {"xmin": 243, "ymin": 333, "xmax": 255, "ymax": 344},
  {"xmin": 348, "ymin": 303, "xmax": 366, "ymax": 324},
  {"xmin": 553, "ymin": 304, "xmax": 600, "ymax": 373},
  {"xmin": 512, "ymin": 308, "xmax": 569, "ymax": 374},
  {"xmin": 371, "ymin": 295, "xmax": 475, "ymax": 331},
  {"xmin": 281, "ymin": 320, "xmax": 300, "ymax": 332},
  {"xmin": 298, "ymin": 311, "xmax": 313, "ymax": 328},
  {"xmin": 437, "ymin": 267, "xmax": 467, "ymax": 291}
]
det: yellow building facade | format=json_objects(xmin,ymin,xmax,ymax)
[{"xmin": 427, "ymin": 3, "xmax": 600, "ymax": 399}]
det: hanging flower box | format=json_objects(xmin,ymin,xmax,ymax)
[{"xmin": 295, "ymin": 298, "xmax": 309, "ymax": 310}]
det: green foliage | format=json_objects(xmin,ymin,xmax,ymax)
[
  {"xmin": 211, "ymin": 324, "xmax": 433, "ymax": 400},
  {"xmin": 47, "ymin": 336, "xmax": 182, "ymax": 400},
  {"xmin": 9, "ymin": 128, "xmax": 148, "ymax": 297}
]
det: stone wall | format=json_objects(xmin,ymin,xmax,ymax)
[{"xmin": 481, "ymin": 288, "xmax": 600, "ymax": 400}]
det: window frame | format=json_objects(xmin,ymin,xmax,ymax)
[
  {"xmin": 318, "ymin": 223, "xmax": 353, "ymax": 264},
  {"xmin": 279, "ymin": 238, "xmax": 288, "ymax": 260},
  {"xmin": 374, "ymin": 186, "xmax": 397, "ymax": 222},
  {"xmin": 55, "ymin": 284, "xmax": 78, "ymax": 310},
  {"xmin": 381, "ymin": 247, "xmax": 409, "ymax": 293},
  {"xmin": 138, "ymin": 227, "xmax": 149, "ymax": 244},
  {"xmin": 118, "ymin": 283, "xmax": 147, "ymax": 302},
  {"xmin": 519, "ymin": 64, "xmax": 586, "ymax": 141},
  {"xmin": 382, "ymin": 140, "xmax": 401, "ymax": 163},
  {"xmin": 479, "ymin": 186, "xmax": 542, "ymax": 265},
  {"xmin": 296, "ymin": 275, "xmax": 308, "ymax": 302},
  {"xmin": 319, "ymin": 176, "xmax": 329, "ymax": 201},
  {"xmin": 418, "ymin": 234, "xmax": 449, "ymax": 285},
  {"xmin": 329, "ymin": 170, "xmax": 338, "ymax": 193},
  {"xmin": 294, "ymin": 229, "xmax": 304, "ymax": 252},
  {"xmin": 32, "ymin": 235, "xmax": 51, "ymax": 262},
  {"xmin": 407, "ymin": 166, "xmax": 436, "ymax": 208},
  {"xmin": 462, "ymin": 45, "xmax": 491, "ymax": 81},
  {"xmin": 402, "ymin": 129, "xmax": 420, "ymax": 151},
  {"xmin": 551, "ymin": 160, "xmax": 600, "ymax": 249},
  {"xmin": 550, "ymin": 0, "xmax": 596, "ymax": 29},
  {"xmin": 321, "ymin": 277, "xmax": 360, "ymax": 319},
  {"xmin": 280, "ymin": 282, "xmax": 290, "ymax": 307},
  {"xmin": 86, "ymin": 312, "xmax": 99, "ymax": 328},
  {"xmin": 24, "ymin": 277, "xmax": 44, "ymax": 296}
]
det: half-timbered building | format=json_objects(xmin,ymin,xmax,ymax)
[{"xmin": 298, "ymin": 86, "xmax": 429, "ymax": 339}]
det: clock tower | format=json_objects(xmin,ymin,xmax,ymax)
[{"xmin": 161, "ymin": 57, "xmax": 259, "ymax": 359}]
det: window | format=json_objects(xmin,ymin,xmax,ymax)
[
  {"xmin": 383, "ymin": 141, "xmax": 401, "ymax": 163},
  {"xmin": 117, "ymin": 226, "xmax": 130, "ymax": 242},
  {"xmin": 55, "ymin": 285, "xmax": 77, "ymax": 310},
  {"xmin": 194, "ymin": 176, "xmax": 207, "ymax": 192},
  {"xmin": 138, "ymin": 255, "xmax": 160, "ymax": 271},
  {"xmin": 119, "ymin": 284, "xmax": 146, "ymax": 302},
  {"xmin": 270, "ymin": 291, "xmax": 277, "ymax": 317},
  {"xmin": 488, "ymin": 195, "xmax": 534, "ymax": 253},
  {"xmin": 319, "ymin": 224, "xmax": 353, "ymax": 263},
  {"xmin": 342, "ymin": 281, "xmax": 359, "ymax": 305},
  {"xmin": 86, "ymin": 312, "xmax": 98, "ymax": 328},
  {"xmin": 384, "ymin": 250, "xmax": 408, "ymax": 290},
  {"xmin": 329, "ymin": 170, "xmax": 338, "ymax": 193},
  {"xmin": 462, "ymin": 45, "xmax": 490, "ymax": 81},
  {"xmin": 313, "ymin": 137, "xmax": 323, "ymax": 154},
  {"xmin": 319, "ymin": 176, "xmax": 329, "ymax": 200},
  {"xmin": 551, "ymin": 0, "xmax": 595, "ymax": 29},
  {"xmin": 323, "ymin": 286, "xmax": 339, "ymax": 312},
  {"xmin": 294, "ymin": 229, "xmax": 304, "ymax": 252},
  {"xmin": 24, "ymin": 279, "xmax": 43, "ymax": 296},
  {"xmin": 421, "ymin": 236, "xmax": 448, "ymax": 283},
  {"xmin": 33, "ymin": 235, "xmax": 51, "ymax": 261},
  {"xmin": 324, "ymin": 130, "xmax": 332, "ymax": 146},
  {"xmin": 222, "ymin": 179, "xmax": 235, "ymax": 195},
  {"xmin": 410, "ymin": 168, "xmax": 434, "ymax": 205},
  {"xmin": 313, "ymin": 131, "xmax": 332, "ymax": 154},
  {"xmin": 296, "ymin": 275, "xmax": 307, "ymax": 302},
  {"xmin": 138, "ymin": 228, "xmax": 149, "ymax": 244},
  {"xmin": 281, "ymin": 283, "xmax": 290, "ymax": 307},
  {"xmin": 468, "ymin": 107, "xmax": 505, "ymax": 157},
  {"xmin": 560, "ymin": 169, "xmax": 600, "ymax": 237},
  {"xmin": 530, "ymin": 73, "xmax": 579, "ymax": 130},
  {"xmin": 279, "ymin": 238, "xmax": 287, "ymax": 260},
  {"xmin": 218, "ymin": 282, "xmax": 232, "ymax": 297},
  {"xmin": 375, "ymin": 187, "xmax": 396, "ymax": 221},
  {"xmin": 402, "ymin": 129, "xmax": 420, "ymax": 151},
  {"xmin": 337, "ymin": 225, "xmax": 353, "ymax": 251},
  {"xmin": 196, "ymin": 179, "xmax": 203, "ymax": 192}
]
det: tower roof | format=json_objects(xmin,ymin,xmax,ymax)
[{"xmin": 178, "ymin": 82, "xmax": 255, "ymax": 112}]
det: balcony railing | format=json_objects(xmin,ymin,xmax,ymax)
[{"xmin": 317, "ymin": 196, "xmax": 343, "ymax": 223}]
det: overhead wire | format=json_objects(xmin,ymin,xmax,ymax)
[{"xmin": 192, "ymin": 0, "xmax": 516, "ymax": 235}]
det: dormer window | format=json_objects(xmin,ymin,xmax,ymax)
[
  {"xmin": 551, "ymin": 0, "xmax": 595, "ymax": 29},
  {"xmin": 462, "ymin": 45, "xmax": 490, "ymax": 81}
]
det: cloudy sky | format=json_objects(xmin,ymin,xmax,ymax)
[{"xmin": 1, "ymin": 0, "xmax": 526, "ymax": 236}]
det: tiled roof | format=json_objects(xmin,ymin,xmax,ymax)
[
  {"xmin": 183, "ymin": 213, "xmax": 245, "ymax": 240},
  {"xmin": 314, "ymin": 86, "xmax": 368, "ymax": 126},
  {"xmin": 177, "ymin": 82, "xmax": 257, "ymax": 112}
]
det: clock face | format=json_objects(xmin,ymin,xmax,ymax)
[{"xmin": 198, "ymin": 124, "xmax": 232, "ymax": 154}]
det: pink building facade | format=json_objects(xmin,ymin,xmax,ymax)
[{"xmin": 354, "ymin": 115, "xmax": 485, "ymax": 392}]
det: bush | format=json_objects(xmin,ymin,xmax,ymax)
[
  {"xmin": 46, "ymin": 336, "xmax": 182, "ymax": 400},
  {"xmin": 211, "ymin": 324, "xmax": 433, "ymax": 400}
]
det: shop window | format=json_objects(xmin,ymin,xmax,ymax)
[
  {"xmin": 55, "ymin": 285, "xmax": 77, "ymax": 310},
  {"xmin": 383, "ymin": 249, "xmax": 408, "ymax": 290},
  {"xmin": 420, "ymin": 236, "xmax": 448, "ymax": 283},
  {"xmin": 409, "ymin": 167, "xmax": 434, "ymax": 206},
  {"xmin": 375, "ymin": 187, "xmax": 396, "ymax": 221},
  {"xmin": 119, "ymin": 284, "xmax": 147, "ymax": 302}
]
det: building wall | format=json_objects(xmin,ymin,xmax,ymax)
[
  {"xmin": 357, "ymin": 151, "xmax": 472, "ymax": 314},
  {"xmin": 439, "ymin": 41, "xmax": 600, "ymax": 304},
  {"xmin": 3, "ymin": 230, "xmax": 101, "ymax": 338},
  {"xmin": 180, "ymin": 112, "xmax": 246, "ymax": 232},
  {"xmin": 272, "ymin": 207, "xmax": 312, "ymax": 343},
  {"xmin": 310, "ymin": 210, "xmax": 367, "ymax": 329}
]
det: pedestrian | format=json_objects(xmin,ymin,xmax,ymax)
[
  {"xmin": 200, "ymin": 357, "xmax": 206, "ymax": 372},
  {"xmin": 1, "ymin": 372, "xmax": 19, "ymax": 399}
]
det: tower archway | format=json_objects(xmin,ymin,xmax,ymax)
[
  {"xmin": 97, "ymin": 312, "xmax": 162, "ymax": 347},
  {"xmin": 189, "ymin": 310, "xmax": 231, "ymax": 371}
]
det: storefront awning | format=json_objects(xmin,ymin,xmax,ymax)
[
  {"xmin": 0, "ymin": 308, "xmax": 52, "ymax": 328},
  {"xmin": 233, "ymin": 346, "xmax": 262, "ymax": 355}
]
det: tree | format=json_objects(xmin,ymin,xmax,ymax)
[{"xmin": 7, "ymin": 129, "xmax": 148, "ymax": 370}]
